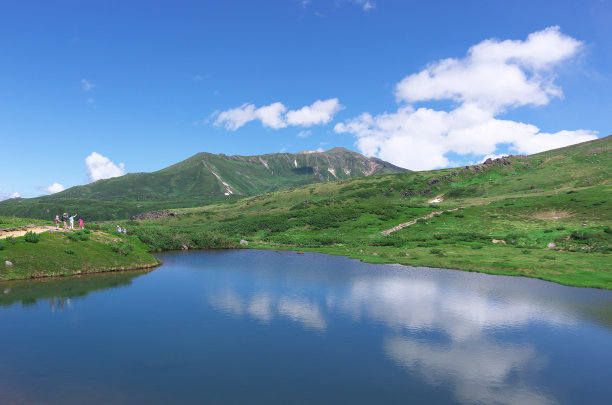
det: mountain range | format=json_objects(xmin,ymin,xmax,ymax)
[{"xmin": 0, "ymin": 147, "xmax": 408, "ymax": 220}]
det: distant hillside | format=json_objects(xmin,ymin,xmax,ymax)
[{"xmin": 0, "ymin": 147, "xmax": 408, "ymax": 221}]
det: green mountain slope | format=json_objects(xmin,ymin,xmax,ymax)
[
  {"xmin": 0, "ymin": 147, "xmax": 407, "ymax": 221},
  {"xmin": 120, "ymin": 135, "xmax": 612, "ymax": 288}
]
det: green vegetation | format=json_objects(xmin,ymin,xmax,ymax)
[
  {"xmin": 0, "ymin": 148, "xmax": 407, "ymax": 221},
  {"xmin": 2, "ymin": 136, "xmax": 611, "ymax": 288},
  {"xmin": 23, "ymin": 231, "xmax": 40, "ymax": 243},
  {"xmin": 111, "ymin": 135, "xmax": 612, "ymax": 289},
  {"xmin": 0, "ymin": 231, "xmax": 160, "ymax": 281}
]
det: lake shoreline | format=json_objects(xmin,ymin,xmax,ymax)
[
  {"xmin": 239, "ymin": 244, "xmax": 612, "ymax": 290},
  {"xmin": 1, "ymin": 261, "xmax": 162, "ymax": 283}
]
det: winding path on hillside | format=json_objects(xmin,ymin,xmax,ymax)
[{"xmin": 381, "ymin": 208, "xmax": 461, "ymax": 236}]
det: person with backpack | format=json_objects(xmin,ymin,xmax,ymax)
[{"xmin": 54, "ymin": 215, "xmax": 60, "ymax": 230}]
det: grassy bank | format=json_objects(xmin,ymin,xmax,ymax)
[
  {"xmin": 111, "ymin": 186, "xmax": 611, "ymax": 289},
  {"xmin": 0, "ymin": 228, "xmax": 160, "ymax": 281}
]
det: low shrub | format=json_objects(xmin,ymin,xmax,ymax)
[
  {"xmin": 24, "ymin": 231, "xmax": 40, "ymax": 243},
  {"xmin": 0, "ymin": 240, "xmax": 5, "ymax": 250},
  {"xmin": 5, "ymin": 236, "xmax": 16, "ymax": 245},
  {"xmin": 429, "ymin": 248, "xmax": 445, "ymax": 256},
  {"xmin": 64, "ymin": 232, "xmax": 83, "ymax": 242},
  {"xmin": 571, "ymin": 230, "xmax": 590, "ymax": 240},
  {"xmin": 110, "ymin": 242, "xmax": 134, "ymax": 255},
  {"xmin": 64, "ymin": 249, "xmax": 74, "ymax": 254}
]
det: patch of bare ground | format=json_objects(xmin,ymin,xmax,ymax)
[
  {"xmin": 427, "ymin": 194, "xmax": 444, "ymax": 203},
  {"xmin": 381, "ymin": 208, "xmax": 460, "ymax": 236},
  {"xmin": 0, "ymin": 226, "xmax": 55, "ymax": 239}
]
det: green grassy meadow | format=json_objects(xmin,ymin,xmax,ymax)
[
  {"xmin": 0, "ymin": 228, "xmax": 160, "ymax": 281},
  {"xmin": 105, "ymin": 136, "xmax": 612, "ymax": 289}
]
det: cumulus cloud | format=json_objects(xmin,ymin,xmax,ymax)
[
  {"xmin": 286, "ymin": 98, "xmax": 344, "ymax": 127},
  {"xmin": 213, "ymin": 98, "xmax": 343, "ymax": 130},
  {"xmin": 85, "ymin": 152, "xmax": 126, "ymax": 182},
  {"xmin": 395, "ymin": 26, "xmax": 581, "ymax": 113},
  {"xmin": 41, "ymin": 182, "xmax": 65, "ymax": 194},
  {"xmin": 334, "ymin": 27, "xmax": 597, "ymax": 170},
  {"xmin": 81, "ymin": 79, "xmax": 95, "ymax": 92}
]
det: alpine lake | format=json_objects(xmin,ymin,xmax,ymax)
[{"xmin": 1, "ymin": 249, "xmax": 611, "ymax": 404}]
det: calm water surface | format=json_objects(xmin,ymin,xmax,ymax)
[{"xmin": 1, "ymin": 250, "xmax": 611, "ymax": 404}]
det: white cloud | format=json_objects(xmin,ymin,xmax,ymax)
[
  {"xmin": 213, "ymin": 103, "xmax": 256, "ymax": 130},
  {"xmin": 213, "ymin": 98, "xmax": 343, "ymax": 131},
  {"xmin": 41, "ymin": 182, "xmax": 65, "ymax": 194},
  {"xmin": 335, "ymin": 27, "xmax": 597, "ymax": 170},
  {"xmin": 81, "ymin": 79, "xmax": 95, "ymax": 92},
  {"xmin": 0, "ymin": 192, "xmax": 21, "ymax": 201},
  {"xmin": 297, "ymin": 130, "xmax": 311, "ymax": 138},
  {"xmin": 395, "ymin": 26, "xmax": 581, "ymax": 113},
  {"xmin": 255, "ymin": 102, "xmax": 287, "ymax": 129},
  {"xmin": 286, "ymin": 98, "xmax": 344, "ymax": 127},
  {"xmin": 346, "ymin": 0, "xmax": 375, "ymax": 11},
  {"xmin": 85, "ymin": 152, "xmax": 126, "ymax": 182}
]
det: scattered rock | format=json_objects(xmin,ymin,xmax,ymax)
[
  {"xmin": 359, "ymin": 249, "xmax": 363, "ymax": 253},
  {"xmin": 5, "ymin": 260, "xmax": 13, "ymax": 267},
  {"xmin": 181, "ymin": 244, "xmax": 189, "ymax": 250},
  {"xmin": 491, "ymin": 239, "xmax": 506, "ymax": 244},
  {"xmin": 297, "ymin": 251, "xmax": 304, "ymax": 254},
  {"xmin": 405, "ymin": 253, "xmax": 410, "ymax": 257},
  {"xmin": 547, "ymin": 242, "xmax": 556, "ymax": 248},
  {"xmin": 240, "ymin": 239, "xmax": 249, "ymax": 246},
  {"xmin": 427, "ymin": 178, "xmax": 440, "ymax": 186},
  {"xmin": 464, "ymin": 157, "xmax": 512, "ymax": 173}
]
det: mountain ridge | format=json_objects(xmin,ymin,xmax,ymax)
[{"xmin": 0, "ymin": 148, "xmax": 409, "ymax": 220}]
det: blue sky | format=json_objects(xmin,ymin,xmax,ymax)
[{"xmin": 1, "ymin": 0, "xmax": 611, "ymax": 199}]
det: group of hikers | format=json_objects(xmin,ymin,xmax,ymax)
[{"xmin": 54, "ymin": 213, "xmax": 83, "ymax": 230}]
